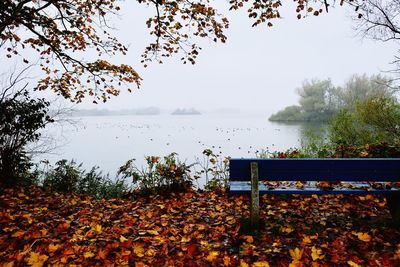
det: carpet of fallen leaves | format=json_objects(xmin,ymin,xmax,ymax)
[{"xmin": 1, "ymin": 186, "xmax": 400, "ymax": 266}]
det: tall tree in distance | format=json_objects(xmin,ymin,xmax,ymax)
[{"xmin": 269, "ymin": 74, "xmax": 394, "ymax": 122}]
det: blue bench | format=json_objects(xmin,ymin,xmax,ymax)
[{"xmin": 229, "ymin": 158, "xmax": 400, "ymax": 226}]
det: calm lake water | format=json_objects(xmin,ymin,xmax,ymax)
[{"xmin": 39, "ymin": 112, "xmax": 324, "ymax": 185}]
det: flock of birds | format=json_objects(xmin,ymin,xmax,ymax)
[{"xmin": 64, "ymin": 121, "xmax": 282, "ymax": 158}]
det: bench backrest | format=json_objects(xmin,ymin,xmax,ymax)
[{"xmin": 229, "ymin": 158, "xmax": 400, "ymax": 182}]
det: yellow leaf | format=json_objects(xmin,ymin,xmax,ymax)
[
  {"xmin": 95, "ymin": 224, "xmax": 102, "ymax": 234},
  {"xmin": 26, "ymin": 252, "xmax": 48, "ymax": 267},
  {"xmin": 240, "ymin": 259, "xmax": 249, "ymax": 267},
  {"xmin": 347, "ymin": 260, "xmax": 362, "ymax": 267},
  {"xmin": 147, "ymin": 230, "xmax": 159, "ymax": 235},
  {"xmin": 289, "ymin": 248, "xmax": 303, "ymax": 261},
  {"xmin": 302, "ymin": 236, "xmax": 312, "ymax": 244},
  {"xmin": 281, "ymin": 226, "xmax": 294, "ymax": 234},
  {"xmin": 70, "ymin": 199, "xmax": 77, "ymax": 205},
  {"xmin": 146, "ymin": 248, "xmax": 156, "ymax": 257},
  {"xmin": 353, "ymin": 232, "xmax": 372, "ymax": 242},
  {"xmin": 311, "ymin": 246, "xmax": 325, "ymax": 261},
  {"xmin": 133, "ymin": 244, "xmax": 145, "ymax": 257},
  {"xmin": 253, "ymin": 261, "xmax": 270, "ymax": 267},
  {"xmin": 84, "ymin": 251, "xmax": 94, "ymax": 258},
  {"xmin": 170, "ymin": 208, "xmax": 179, "ymax": 213},
  {"xmin": 119, "ymin": 235, "xmax": 128, "ymax": 242},
  {"xmin": 181, "ymin": 236, "xmax": 191, "ymax": 243},
  {"xmin": 48, "ymin": 243, "xmax": 60, "ymax": 253},
  {"xmin": 206, "ymin": 251, "xmax": 219, "ymax": 262},
  {"xmin": 3, "ymin": 262, "xmax": 14, "ymax": 267},
  {"xmin": 22, "ymin": 214, "xmax": 32, "ymax": 224}
]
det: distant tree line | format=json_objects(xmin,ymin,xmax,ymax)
[
  {"xmin": 72, "ymin": 107, "xmax": 161, "ymax": 117},
  {"xmin": 269, "ymin": 74, "xmax": 395, "ymax": 122}
]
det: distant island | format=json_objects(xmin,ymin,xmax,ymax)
[
  {"xmin": 171, "ymin": 108, "xmax": 201, "ymax": 115},
  {"xmin": 70, "ymin": 107, "xmax": 160, "ymax": 116}
]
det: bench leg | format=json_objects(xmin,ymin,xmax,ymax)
[
  {"xmin": 386, "ymin": 195, "xmax": 400, "ymax": 223},
  {"xmin": 250, "ymin": 162, "xmax": 260, "ymax": 228}
]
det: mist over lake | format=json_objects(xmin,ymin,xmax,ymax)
[{"xmin": 40, "ymin": 111, "xmax": 324, "ymax": 185}]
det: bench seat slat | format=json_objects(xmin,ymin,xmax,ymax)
[
  {"xmin": 230, "ymin": 181, "xmax": 400, "ymax": 195},
  {"xmin": 229, "ymin": 158, "xmax": 400, "ymax": 182}
]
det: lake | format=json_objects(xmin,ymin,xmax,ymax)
[{"xmin": 39, "ymin": 112, "xmax": 324, "ymax": 186}]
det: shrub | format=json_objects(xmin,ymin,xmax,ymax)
[
  {"xmin": 39, "ymin": 160, "xmax": 129, "ymax": 198},
  {"xmin": 195, "ymin": 149, "xmax": 230, "ymax": 191},
  {"xmin": 118, "ymin": 153, "xmax": 193, "ymax": 194},
  {"xmin": 329, "ymin": 96, "xmax": 400, "ymax": 146},
  {"xmin": 0, "ymin": 89, "xmax": 53, "ymax": 187},
  {"xmin": 269, "ymin": 105, "xmax": 304, "ymax": 121}
]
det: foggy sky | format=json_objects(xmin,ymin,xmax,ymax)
[{"xmin": 3, "ymin": 2, "xmax": 399, "ymax": 115}]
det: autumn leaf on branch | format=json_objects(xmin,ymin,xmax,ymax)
[
  {"xmin": 1, "ymin": 0, "xmax": 142, "ymax": 103},
  {"xmin": 139, "ymin": 0, "xmax": 229, "ymax": 65}
]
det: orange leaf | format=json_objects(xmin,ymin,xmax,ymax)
[
  {"xmin": 242, "ymin": 235, "xmax": 254, "ymax": 243},
  {"xmin": 253, "ymin": 261, "xmax": 270, "ymax": 267},
  {"xmin": 48, "ymin": 243, "xmax": 60, "ymax": 253},
  {"xmin": 206, "ymin": 251, "xmax": 219, "ymax": 262},
  {"xmin": 353, "ymin": 232, "xmax": 372, "ymax": 242},
  {"xmin": 289, "ymin": 248, "xmax": 303, "ymax": 261}
]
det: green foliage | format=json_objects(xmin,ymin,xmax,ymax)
[
  {"xmin": 118, "ymin": 153, "xmax": 193, "ymax": 194},
  {"xmin": 329, "ymin": 96, "xmax": 400, "ymax": 146},
  {"xmin": 297, "ymin": 79, "xmax": 338, "ymax": 121},
  {"xmin": 42, "ymin": 160, "xmax": 80, "ymax": 193},
  {"xmin": 269, "ymin": 74, "xmax": 393, "ymax": 122},
  {"xmin": 196, "ymin": 149, "xmax": 230, "ymax": 191},
  {"xmin": 299, "ymin": 131, "xmax": 335, "ymax": 158},
  {"xmin": 0, "ymin": 89, "xmax": 53, "ymax": 187},
  {"xmin": 268, "ymin": 105, "xmax": 303, "ymax": 121},
  {"xmin": 338, "ymin": 74, "xmax": 393, "ymax": 111},
  {"xmin": 39, "ymin": 160, "xmax": 129, "ymax": 198}
]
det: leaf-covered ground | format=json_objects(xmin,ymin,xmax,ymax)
[{"xmin": 1, "ymin": 187, "xmax": 400, "ymax": 266}]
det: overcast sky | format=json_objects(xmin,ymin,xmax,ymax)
[{"xmin": 5, "ymin": 2, "xmax": 400, "ymax": 114}]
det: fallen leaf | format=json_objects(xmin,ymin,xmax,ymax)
[
  {"xmin": 84, "ymin": 251, "xmax": 95, "ymax": 258},
  {"xmin": 253, "ymin": 261, "xmax": 270, "ymax": 267},
  {"xmin": 353, "ymin": 232, "xmax": 372, "ymax": 242},
  {"xmin": 147, "ymin": 230, "xmax": 159, "ymax": 235},
  {"xmin": 119, "ymin": 235, "xmax": 128, "ymax": 242},
  {"xmin": 311, "ymin": 246, "xmax": 324, "ymax": 261},
  {"xmin": 48, "ymin": 243, "xmax": 60, "ymax": 253},
  {"xmin": 26, "ymin": 252, "xmax": 48, "ymax": 267},
  {"xmin": 302, "ymin": 236, "xmax": 312, "ymax": 244},
  {"xmin": 347, "ymin": 260, "xmax": 361, "ymax": 267},
  {"xmin": 289, "ymin": 248, "xmax": 303, "ymax": 261},
  {"xmin": 206, "ymin": 251, "xmax": 219, "ymax": 262},
  {"xmin": 242, "ymin": 235, "xmax": 254, "ymax": 243},
  {"xmin": 134, "ymin": 244, "xmax": 145, "ymax": 257}
]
